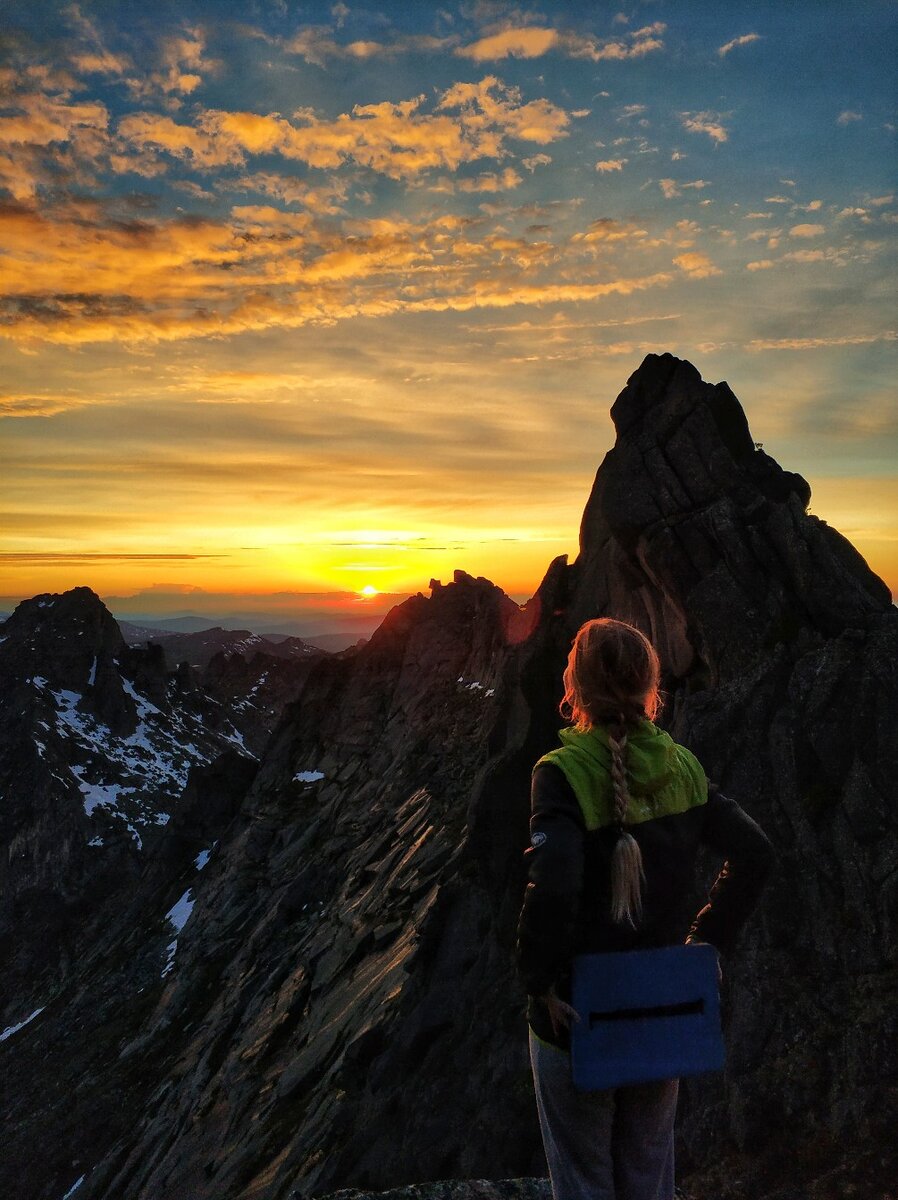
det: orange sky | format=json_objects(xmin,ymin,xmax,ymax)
[{"xmin": 1, "ymin": 2, "xmax": 895, "ymax": 618}]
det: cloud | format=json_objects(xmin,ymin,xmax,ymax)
[
  {"xmin": 455, "ymin": 22, "xmax": 665, "ymax": 62},
  {"xmin": 718, "ymin": 33, "xmax": 761, "ymax": 56},
  {"xmin": 680, "ymin": 111, "xmax": 729, "ymax": 143},
  {"xmin": 595, "ymin": 158, "xmax": 626, "ymax": 172},
  {"xmin": 436, "ymin": 77, "xmax": 570, "ymax": 146},
  {"xmin": 779, "ymin": 249, "xmax": 837, "ymax": 264},
  {"xmin": 113, "ymin": 79, "xmax": 572, "ymax": 182},
  {"xmin": 746, "ymin": 259, "xmax": 774, "ymax": 271},
  {"xmin": 837, "ymin": 110, "xmax": 862, "ymax": 125},
  {"xmin": 572, "ymin": 218, "xmax": 656, "ymax": 246},
  {"xmin": 522, "ymin": 153, "xmax": 551, "ymax": 171},
  {"xmin": 229, "ymin": 172, "xmax": 349, "ymax": 214},
  {"xmin": 456, "ymin": 25, "xmax": 559, "ymax": 60},
  {"xmin": 64, "ymin": 3, "xmax": 133, "ymax": 78},
  {"xmin": 454, "ymin": 167, "xmax": 523, "ymax": 192},
  {"xmin": 0, "ymin": 391, "xmax": 97, "ymax": 418},
  {"xmin": 71, "ymin": 49, "xmax": 132, "ymax": 76},
  {"xmin": 789, "ymin": 223, "xmax": 825, "ymax": 237},
  {"xmin": 673, "ymin": 252, "xmax": 722, "ymax": 278},
  {"xmin": 120, "ymin": 27, "xmax": 218, "ymax": 106},
  {"xmin": 0, "ymin": 78, "xmax": 112, "ymax": 198},
  {"xmin": 658, "ymin": 178, "xmax": 708, "ymax": 199},
  {"xmin": 0, "ymin": 191, "xmax": 678, "ymax": 347},
  {"xmin": 747, "ymin": 332, "xmax": 896, "ymax": 351},
  {"xmin": 0, "ymin": 89, "xmax": 109, "ymax": 150},
  {"xmin": 286, "ymin": 27, "xmax": 457, "ymax": 65},
  {"xmin": 117, "ymin": 112, "xmax": 245, "ymax": 168}
]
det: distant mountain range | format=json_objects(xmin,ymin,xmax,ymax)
[
  {"xmin": 117, "ymin": 621, "xmax": 329, "ymax": 668},
  {"xmin": 114, "ymin": 610, "xmax": 386, "ymax": 648}
]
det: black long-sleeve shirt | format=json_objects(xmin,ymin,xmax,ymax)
[{"xmin": 516, "ymin": 762, "xmax": 774, "ymax": 1049}]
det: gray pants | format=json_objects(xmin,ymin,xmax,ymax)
[{"xmin": 529, "ymin": 1029, "xmax": 678, "ymax": 1200}]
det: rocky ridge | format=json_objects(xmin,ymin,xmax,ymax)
[
  {"xmin": 1, "ymin": 355, "xmax": 895, "ymax": 1200},
  {"xmin": 0, "ymin": 589, "xmax": 319, "ymax": 1014}
]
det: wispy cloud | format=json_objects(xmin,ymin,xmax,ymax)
[
  {"xmin": 673, "ymin": 251, "xmax": 722, "ymax": 279},
  {"xmin": 455, "ymin": 22, "xmax": 666, "ymax": 62},
  {"xmin": 595, "ymin": 158, "xmax": 627, "ymax": 172},
  {"xmin": 286, "ymin": 28, "xmax": 457, "ymax": 67},
  {"xmin": 658, "ymin": 178, "xmax": 710, "ymax": 200},
  {"xmin": 789, "ymin": 223, "xmax": 825, "ymax": 238},
  {"xmin": 718, "ymin": 33, "xmax": 761, "ymax": 57},
  {"xmin": 836, "ymin": 110, "xmax": 863, "ymax": 125},
  {"xmin": 747, "ymin": 332, "xmax": 896, "ymax": 351},
  {"xmin": 680, "ymin": 111, "xmax": 729, "ymax": 143},
  {"xmin": 0, "ymin": 552, "xmax": 226, "ymax": 562}
]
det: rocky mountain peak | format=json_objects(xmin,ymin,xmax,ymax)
[
  {"xmin": 575, "ymin": 353, "xmax": 890, "ymax": 679},
  {"xmin": 2, "ymin": 586, "xmax": 124, "ymax": 679},
  {"xmin": 0, "ymin": 586, "xmax": 137, "ymax": 734}
]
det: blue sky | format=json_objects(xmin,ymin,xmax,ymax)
[{"xmin": 1, "ymin": 0, "xmax": 896, "ymax": 610}]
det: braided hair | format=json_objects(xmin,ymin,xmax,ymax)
[{"xmin": 560, "ymin": 618, "xmax": 661, "ymax": 926}]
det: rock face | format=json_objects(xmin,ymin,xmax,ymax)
[
  {"xmin": 1, "ymin": 355, "xmax": 895, "ymax": 1200},
  {"xmin": 0, "ymin": 589, "xmax": 315, "ymax": 1019}
]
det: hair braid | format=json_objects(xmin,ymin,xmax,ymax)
[{"xmin": 608, "ymin": 718, "xmax": 645, "ymax": 926}]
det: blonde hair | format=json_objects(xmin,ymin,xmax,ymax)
[{"xmin": 561, "ymin": 618, "xmax": 662, "ymax": 926}]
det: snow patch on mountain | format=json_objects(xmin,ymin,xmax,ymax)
[
  {"xmin": 162, "ymin": 888, "xmax": 196, "ymax": 977},
  {"xmin": 0, "ymin": 1006, "xmax": 45, "ymax": 1043},
  {"xmin": 294, "ymin": 770, "xmax": 325, "ymax": 784},
  {"xmin": 44, "ymin": 678, "xmax": 220, "ymax": 848}
]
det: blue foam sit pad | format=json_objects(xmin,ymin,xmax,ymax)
[{"xmin": 570, "ymin": 944, "xmax": 725, "ymax": 1091}]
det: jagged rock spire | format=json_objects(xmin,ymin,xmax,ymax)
[{"xmin": 571, "ymin": 353, "xmax": 890, "ymax": 680}]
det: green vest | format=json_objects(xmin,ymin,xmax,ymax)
[{"xmin": 536, "ymin": 720, "xmax": 708, "ymax": 831}]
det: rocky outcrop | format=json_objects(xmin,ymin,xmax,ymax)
[
  {"xmin": 0, "ymin": 589, "xmax": 306, "ymax": 1020},
  {"xmin": 1, "ymin": 356, "xmax": 895, "ymax": 1200},
  {"xmin": 199, "ymin": 646, "xmax": 326, "ymax": 756}
]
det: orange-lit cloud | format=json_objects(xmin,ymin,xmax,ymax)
[
  {"xmin": 453, "ymin": 22, "xmax": 667, "ymax": 63},
  {"xmin": 747, "ymin": 332, "xmax": 897, "ymax": 351},
  {"xmin": 456, "ymin": 26, "xmax": 559, "ymax": 61},
  {"xmin": 680, "ymin": 111, "xmax": 729, "ymax": 143},
  {"xmin": 0, "ymin": 188, "xmax": 683, "ymax": 347},
  {"xmin": 673, "ymin": 251, "xmax": 722, "ymax": 278},
  {"xmin": 110, "ymin": 78, "xmax": 572, "ymax": 181},
  {"xmin": 718, "ymin": 33, "xmax": 761, "ymax": 57}
]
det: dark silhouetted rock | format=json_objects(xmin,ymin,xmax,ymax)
[{"xmin": 1, "ymin": 357, "xmax": 895, "ymax": 1200}]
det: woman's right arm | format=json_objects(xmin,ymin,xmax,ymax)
[
  {"xmin": 688, "ymin": 786, "xmax": 775, "ymax": 956},
  {"xmin": 515, "ymin": 763, "xmax": 586, "ymax": 998}
]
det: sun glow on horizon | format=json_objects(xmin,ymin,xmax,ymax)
[{"xmin": 0, "ymin": 2, "xmax": 894, "ymax": 607}]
